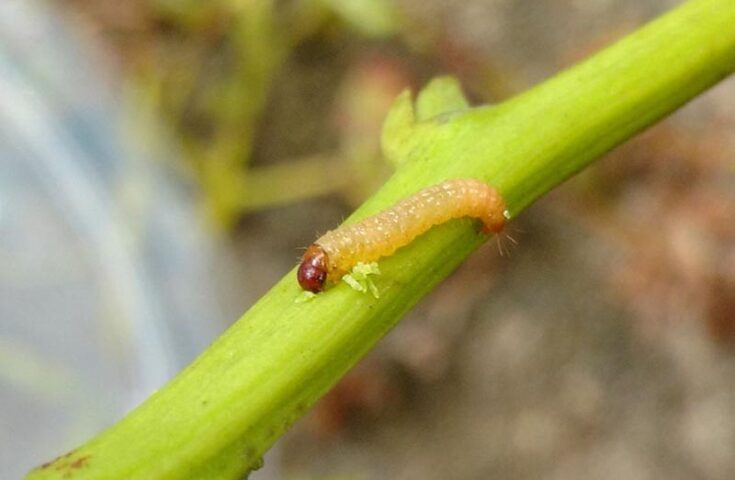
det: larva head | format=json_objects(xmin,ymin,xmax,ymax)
[{"xmin": 297, "ymin": 244, "xmax": 329, "ymax": 293}]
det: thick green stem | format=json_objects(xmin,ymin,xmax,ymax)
[{"xmin": 28, "ymin": 0, "xmax": 735, "ymax": 478}]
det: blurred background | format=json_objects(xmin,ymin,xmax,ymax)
[{"xmin": 2, "ymin": 0, "xmax": 735, "ymax": 478}]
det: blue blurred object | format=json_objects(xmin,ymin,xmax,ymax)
[{"xmin": 0, "ymin": 1, "xmax": 241, "ymax": 477}]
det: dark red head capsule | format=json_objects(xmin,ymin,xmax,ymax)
[{"xmin": 297, "ymin": 244, "xmax": 329, "ymax": 293}]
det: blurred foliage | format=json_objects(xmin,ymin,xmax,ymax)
[
  {"xmin": 64, "ymin": 0, "xmax": 418, "ymax": 229},
  {"xmin": 60, "ymin": 0, "xmax": 530, "ymax": 230}
]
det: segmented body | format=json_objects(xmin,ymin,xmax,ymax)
[{"xmin": 297, "ymin": 179, "xmax": 507, "ymax": 292}]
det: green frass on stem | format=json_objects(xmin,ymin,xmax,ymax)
[{"xmin": 28, "ymin": 0, "xmax": 735, "ymax": 478}]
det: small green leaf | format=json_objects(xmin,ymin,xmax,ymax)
[
  {"xmin": 380, "ymin": 89, "xmax": 416, "ymax": 166},
  {"xmin": 415, "ymin": 76, "xmax": 471, "ymax": 122}
]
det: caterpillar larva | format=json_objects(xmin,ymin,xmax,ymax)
[{"xmin": 297, "ymin": 178, "xmax": 508, "ymax": 293}]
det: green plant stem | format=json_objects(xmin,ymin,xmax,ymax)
[{"xmin": 28, "ymin": 0, "xmax": 735, "ymax": 478}]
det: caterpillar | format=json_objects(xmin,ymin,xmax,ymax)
[{"xmin": 297, "ymin": 178, "xmax": 508, "ymax": 293}]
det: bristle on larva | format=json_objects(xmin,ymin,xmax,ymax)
[{"xmin": 297, "ymin": 179, "xmax": 507, "ymax": 292}]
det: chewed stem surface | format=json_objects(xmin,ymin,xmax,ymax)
[{"xmin": 297, "ymin": 179, "xmax": 506, "ymax": 292}]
